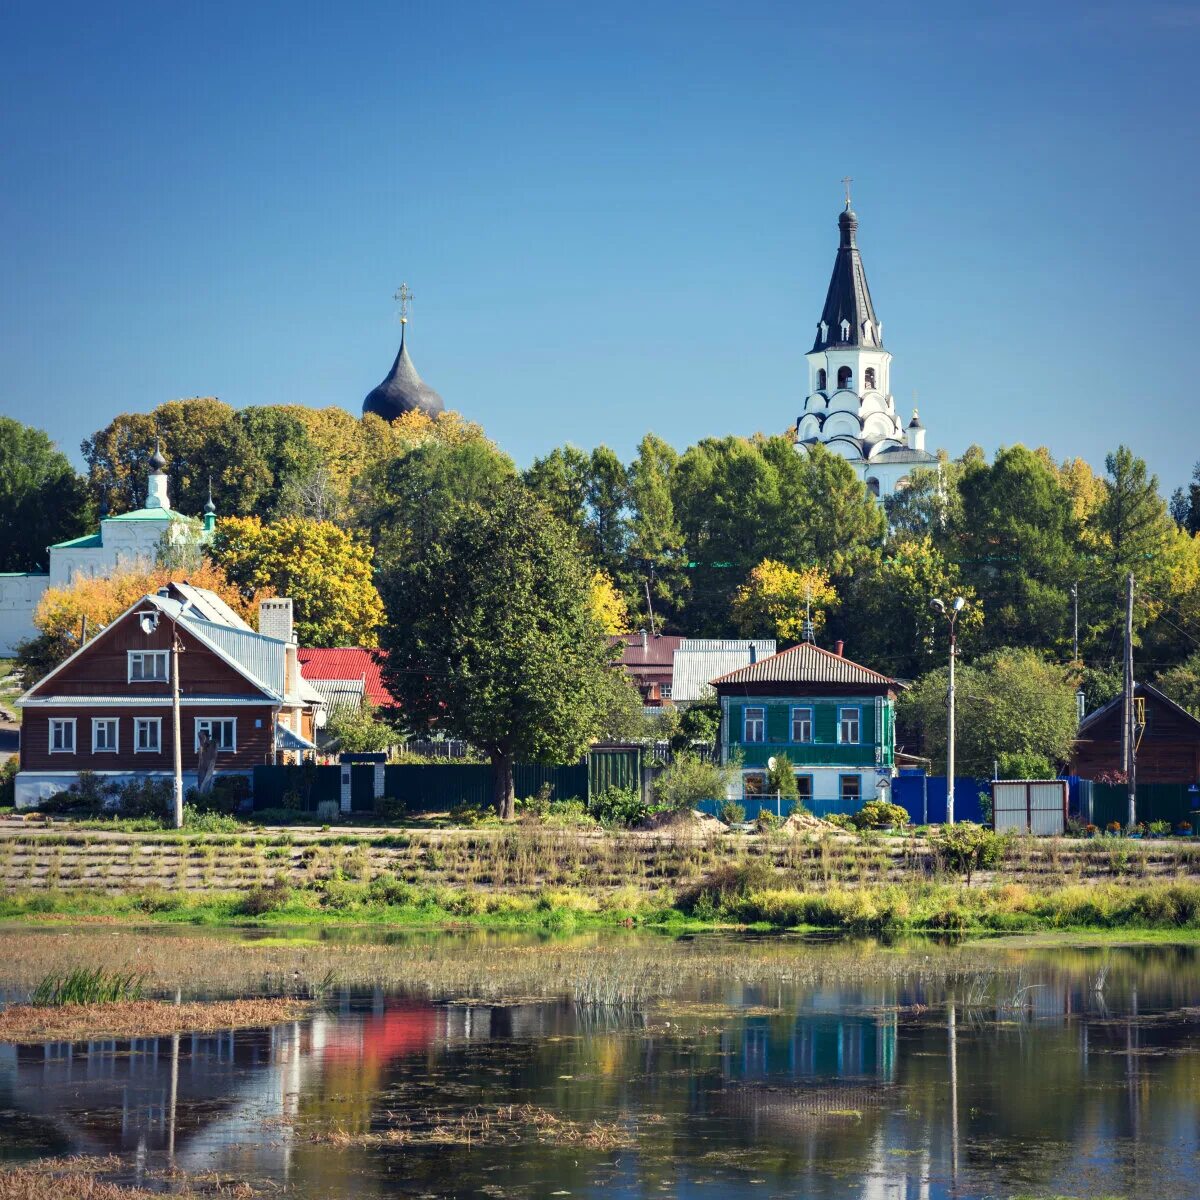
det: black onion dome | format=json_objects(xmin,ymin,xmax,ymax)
[{"xmin": 362, "ymin": 325, "xmax": 444, "ymax": 420}]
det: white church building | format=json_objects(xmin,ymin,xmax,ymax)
[
  {"xmin": 794, "ymin": 199, "xmax": 937, "ymax": 497},
  {"xmin": 0, "ymin": 445, "xmax": 214, "ymax": 654}
]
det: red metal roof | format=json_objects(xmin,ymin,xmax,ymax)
[{"xmin": 297, "ymin": 647, "xmax": 394, "ymax": 708}]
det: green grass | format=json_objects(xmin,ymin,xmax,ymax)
[
  {"xmin": 31, "ymin": 966, "xmax": 144, "ymax": 1006},
  {"xmin": 0, "ymin": 877, "xmax": 1199, "ymax": 939}
]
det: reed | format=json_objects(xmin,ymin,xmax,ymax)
[{"xmin": 31, "ymin": 966, "xmax": 143, "ymax": 1007}]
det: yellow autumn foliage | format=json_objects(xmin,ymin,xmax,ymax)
[{"xmin": 731, "ymin": 559, "xmax": 839, "ymax": 643}]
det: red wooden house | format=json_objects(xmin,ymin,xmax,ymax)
[{"xmin": 15, "ymin": 583, "xmax": 322, "ymax": 808}]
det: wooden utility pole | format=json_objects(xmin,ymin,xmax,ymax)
[
  {"xmin": 171, "ymin": 633, "xmax": 184, "ymax": 829},
  {"xmin": 1122, "ymin": 573, "xmax": 1136, "ymax": 830}
]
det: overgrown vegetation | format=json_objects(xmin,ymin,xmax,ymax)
[{"xmin": 31, "ymin": 966, "xmax": 143, "ymax": 1006}]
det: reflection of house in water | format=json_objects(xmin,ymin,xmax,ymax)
[
  {"xmin": 0, "ymin": 999, "xmax": 442, "ymax": 1177},
  {"xmin": 724, "ymin": 1011, "xmax": 897, "ymax": 1083}
]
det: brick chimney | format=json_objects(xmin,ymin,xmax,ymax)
[
  {"xmin": 259, "ymin": 598, "xmax": 294, "ymax": 644},
  {"xmin": 834, "ymin": 640, "xmax": 844, "ymax": 657}
]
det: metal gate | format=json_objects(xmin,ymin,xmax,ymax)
[{"xmin": 992, "ymin": 780, "xmax": 1067, "ymax": 836}]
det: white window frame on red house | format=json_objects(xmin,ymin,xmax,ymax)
[
  {"xmin": 134, "ymin": 717, "xmax": 162, "ymax": 753},
  {"xmin": 195, "ymin": 717, "xmax": 236, "ymax": 753},
  {"xmin": 91, "ymin": 717, "xmax": 119, "ymax": 754},
  {"xmin": 49, "ymin": 718, "xmax": 76, "ymax": 754},
  {"xmin": 128, "ymin": 650, "xmax": 169, "ymax": 683}
]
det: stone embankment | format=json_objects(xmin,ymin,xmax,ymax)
[{"xmin": 0, "ymin": 821, "xmax": 1196, "ymax": 897}]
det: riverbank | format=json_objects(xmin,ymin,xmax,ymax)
[{"xmin": 0, "ymin": 823, "xmax": 1198, "ymax": 934}]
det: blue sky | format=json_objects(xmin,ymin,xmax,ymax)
[{"xmin": 1, "ymin": 1, "xmax": 1197, "ymax": 493}]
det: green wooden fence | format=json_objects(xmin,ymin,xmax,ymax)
[{"xmin": 1087, "ymin": 782, "xmax": 1197, "ymax": 830}]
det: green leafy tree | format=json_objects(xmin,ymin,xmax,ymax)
[
  {"xmin": 354, "ymin": 436, "xmax": 516, "ymax": 567},
  {"xmin": 627, "ymin": 433, "xmax": 688, "ymax": 629},
  {"xmin": 1157, "ymin": 652, "xmax": 1200, "ymax": 713},
  {"xmin": 522, "ymin": 446, "xmax": 590, "ymax": 532},
  {"xmin": 833, "ymin": 537, "xmax": 982, "ymax": 680},
  {"xmin": 0, "ymin": 418, "xmax": 93, "ymax": 570},
  {"xmin": 766, "ymin": 752, "xmax": 799, "ymax": 801},
  {"xmin": 1085, "ymin": 446, "xmax": 1178, "ymax": 650},
  {"xmin": 377, "ymin": 480, "xmax": 617, "ymax": 818},
  {"xmin": 237, "ymin": 407, "xmax": 323, "ymax": 520},
  {"xmin": 325, "ymin": 701, "xmax": 399, "ymax": 753},
  {"xmin": 899, "ymin": 647, "xmax": 1079, "ymax": 776},
  {"xmin": 953, "ymin": 446, "xmax": 1079, "ymax": 654},
  {"xmin": 83, "ymin": 398, "xmax": 272, "ymax": 517}
]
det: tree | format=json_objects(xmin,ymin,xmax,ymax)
[
  {"xmin": 236, "ymin": 407, "xmax": 322, "ymax": 520},
  {"xmin": 210, "ymin": 516, "xmax": 384, "ymax": 646},
  {"xmin": 953, "ymin": 445, "xmax": 1079, "ymax": 654},
  {"xmin": 731, "ymin": 559, "xmax": 838, "ymax": 642},
  {"xmin": 377, "ymin": 479, "xmax": 617, "ymax": 818},
  {"xmin": 1169, "ymin": 461, "xmax": 1200, "ymax": 535},
  {"xmin": 523, "ymin": 446, "xmax": 590, "ymax": 534},
  {"xmin": 593, "ymin": 667, "xmax": 649, "ymax": 743},
  {"xmin": 832, "ymin": 538, "xmax": 982, "ymax": 680},
  {"xmin": 627, "ymin": 433, "xmax": 688, "ymax": 630},
  {"xmin": 0, "ymin": 418, "xmax": 93, "ymax": 570},
  {"xmin": 1086, "ymin": 446, "xmax": 1178, "ymax": 649},
  {"xmin": 899, "ymin": 647, "xmax": 1079, "ymax": 776},
  {"xmin": 590, "ymin": 571, "xmax": 631, "ymax": 634},
  {"xmin": 82, "ymin": 399, "xmax": 271, "ymax": 517},
  {"xmin": 766, "ymin": 752, "xmax": 799, "ymax": 801},
  {"xmin": 324, "ymin": 701, "xmax": 400, "ymax": 753},
  {"xmin": 1157, "ymin": 652, "xmax": 1200, "ymax": 713},
  {"xmin": 353, "ymin": 433, "xmax": 515, "ymax": 566}
]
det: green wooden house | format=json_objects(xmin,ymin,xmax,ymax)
[{"xmin": 710, "ymin": 641, "xmax": 902, "ymax": 813}]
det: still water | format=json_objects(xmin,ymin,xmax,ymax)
[{"xmin": 0, "ymin": 933, "xmax": 1197, "ymax": 1198}]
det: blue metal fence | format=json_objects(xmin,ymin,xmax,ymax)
[{"xmin": 890, "ymin": 774, "xmax": 990, "ymax": 825}]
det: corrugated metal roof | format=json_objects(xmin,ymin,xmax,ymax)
[
  {"xmin": 170, "ymin": 583, "xmax": 253, "ymax": 630},
  {"xmin": 711, "ymin": 642, "xmax": 897, "ymax": 688},
  {"xmin": 308, "ymin": 678, "xmax": 365, "ymax": 712},
  {"xmin": 181, "ymin": 617, "xmax": 285, "ymax": 698},
  {"xmin": 672, "ymin": 641, "xmax": 777, "ymax": 703},
  {"xmin": 680, "ymin": 638, "xmax": 776, "ymax": 654},
  {"xmin": 297, "ymin": 648, "xmax": 394, "ymax": 707}
]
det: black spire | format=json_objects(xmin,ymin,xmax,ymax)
[
  {"xmin": 811, "ymin": 200, "xmax": 883, "ymax": 352},
  {"xmin": 149, "ymin": 438, "xmax": 167, "ymax": 471},
  {"xmin": 363, "ymin": 295, "xmax": 445, "ymax": 421},
  {"xmin": 204, "ymin": 477, "xmax": 216, "ymax": 515}
]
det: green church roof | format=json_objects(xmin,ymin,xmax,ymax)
[
  {"xmin": 104, "ymin": 507, "xmax": 182, "ymax": 522},
  {"xmin": 48, "ymin": 532, "xmax": 103, "ymax": 549}
]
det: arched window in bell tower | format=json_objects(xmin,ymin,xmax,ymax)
[
  {"xmin": 864, "ymin": 367, "xmax": 876, "ymax": 389},
  {"xmin": 837, "ymin": 366, "xmax": 853, "ymax": 390},
  {"xmin": 816, "ymin": 368, "xmax": 827, "ymax": 391}
]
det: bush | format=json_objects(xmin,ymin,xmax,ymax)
[
  {"xmin": 0, "ymin": 758, "xmax": 19, "ymax": 807},
  {"xmin": 719, "ymin": 801, "xmax": 746, "ymax": 826},
  {"xmin": 826, "ymin": 812, "xmax": 855, "ymax": 831},
  {"xmin": 240, "ymin": 875, "xmax": 292, "ymax": 916},
  {"xmin": 376, "ymin": 796, "xmax": 407, "ymax": 821},
  {"xmin": 996, "ymin": 751, "xmax": 1057, "ymax": 780},
  {"xmin": 932, "ymin": 821, "xmax": 1004, "ymax": 884},
  {"xmin": 765, "ymin": 753, "xmax": 799, "ymax": 802},
  {"xmin": 589, "ymin": 785, "xmax": 648, "ymax": 827},
  {"xmin": 114, "ymin": 778, "xmax": 172, "ymax": 818},
  {"xmin": 851, "ymin": 800, "xmax": 910, "ymax": 831},
  {"xmin": 755, "ymin": 810, "xmax": 780, "ymax": 834},
  {"xmin": 187, "ymin": 774, "xmax": 251, "ymax": 815},
  {"xmin": 183, "ymin": 809, "xmax": 242, "ymax": 833},
  {"xmin": 653, "ymin": 753, "xmax": 739, "ymax": 812},
  {"xmin": 675, "ymin": 860, "xmax": 779, "ymax": 916}
]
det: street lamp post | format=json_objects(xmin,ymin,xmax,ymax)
[{"xmin": 930, "ymin": 596, "xmax": 967, "ymax": 825}]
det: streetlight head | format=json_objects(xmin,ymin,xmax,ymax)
[
  {"xmin": 952, "ymin": 596, "xmax": 966, "ymax": 613},
  {"xmin": 929, "ymin": 598, "xmax": 946, "ymax": 614}
]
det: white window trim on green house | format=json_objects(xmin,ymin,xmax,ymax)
[
  {"xmin": 720, "ymin": 694, "xmax": 895, "ymax": 769},
  {"xmin": 837, "ymin": 705, "xmax": 861, "ymax": 744}
]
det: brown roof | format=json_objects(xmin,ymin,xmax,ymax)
[
  {"xmin": 609, "ymin": 634, "xmax": 685, "ymax": 669},
  {"xmin": 711, "ymin": 641, "xmax": 897, "ymax": 688}
]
